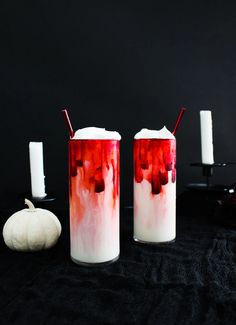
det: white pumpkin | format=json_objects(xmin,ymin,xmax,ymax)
[{"xmin": 3, "ymin": 199, "xmax": 62, "ymax": 251}]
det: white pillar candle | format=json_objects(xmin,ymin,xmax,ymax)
[
  {"xmin": 29, "ymin": 142, "xmax": 46, "ymax": 198},
  {"xmin": 200, "ymin": 110, "xmax": 214, "ymax": 164}
]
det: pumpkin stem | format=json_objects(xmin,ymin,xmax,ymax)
[{"xmin": 24, "ymin": 198, "xmax": 36, "ymax": 210}]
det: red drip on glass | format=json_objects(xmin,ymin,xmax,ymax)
[
  {"xmin": 134, "ymin": 139, "xmax": 176, "ymax": 195},
  {"xmin": 69, "ymin": 139, "xmax": 120, "ymax": 201}
]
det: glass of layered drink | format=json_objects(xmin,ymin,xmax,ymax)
[
  {"xmin": 133, "ymin": 126, "xmax": 176, "ymax": 243},
  {"xmin": 69, "ymin": 127, "xmax": 121, "ymax": 265}
]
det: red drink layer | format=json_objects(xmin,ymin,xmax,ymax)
[
  {"xmin": 133, "ymin": 139, "xmax": 176, "ymax": 243},
  {"xmin": 69, "ymin": 139, "xmax": 120, "ymax": 264}
]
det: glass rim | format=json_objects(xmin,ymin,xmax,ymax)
[
  {"xmin": 69, "ymin": 138, "xmax": 121, "ymax": 142},
  {"xmin": 133, "ymin": 138, "xmax": 176, "ymax": 141}
]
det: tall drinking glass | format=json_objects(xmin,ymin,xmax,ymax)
[
  {"xmin": 69, "ymin": 139, "xmax": 120, "ymax": 265},
  {"xmin": 133, "ymin": 135, "xmax": 176, "ymax": 243}
]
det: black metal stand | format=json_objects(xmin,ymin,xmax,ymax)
[
  {"xmin": 22, "ymin": 193, "xmax": 56, "ymax": 209},
  {"xmin": 186, "ymin": 162, "xmax": 236, "ymax": 193},
  {"xmin": 186, "ymin": 162, "xmax": 236, "ymax": 226},
  {"xmin": 29, "ymin": 194, "xmax": 56, "ymax": 203}
]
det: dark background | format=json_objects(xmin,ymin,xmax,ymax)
[{"xmin": 1, "ymin": 0, "xmax": 236, "ymax": 206}]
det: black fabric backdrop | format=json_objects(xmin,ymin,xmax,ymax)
[
  {"xmin": 2, "ymin": 0, "xmax": 236, "ymax": 206},
  {"xmin": 0, "ymin": 193, "xmax": 235, "ymax": 324}
]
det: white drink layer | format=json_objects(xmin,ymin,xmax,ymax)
[
  {"xmin": 70, "ymin": 162, "xmax": 119, "ymax": 263},
  {"xmin": 134, "ymin": 173, "xmax": 176, "ymax": 242},
  {"xmin": 134, "ymin": 126, "xmax": 175, "ymax": 139},
  {"xmin": 73, "ymin": 127, "xmax": 121, "ymax": 140}
]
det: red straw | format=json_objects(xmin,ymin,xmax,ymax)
[
  {"xmin": 61, "ymin": 109, "xmax": 74, "ymax": 138},
  {"xmin": 172, "ymin": 107, "xmax": 186, "ymax": 136}
]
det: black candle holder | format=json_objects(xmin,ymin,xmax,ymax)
[
  {"xmin": 186, "ymin": 162, "xmax": 236, "ymax": 226},
  {"xmin": 29, "ymin": 194, "xmax": 56, "ymax": 203},
  {"xmin": 186, "ymin": 162, "xmax": 236, "ymax": 193},
  {"xmin": 23, "ymin": 193, "xmax": 56, "ymax": 209}
]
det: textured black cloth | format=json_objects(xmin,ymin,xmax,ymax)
[{"xmin": 0, "ymin": 193, "xmax": 235, "ymax": 325}]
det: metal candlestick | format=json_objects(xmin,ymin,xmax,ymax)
[
  {"xmin": 186, "ymin": 162, "xmax": 236, "ymax": 226},
  {"xmin": 187, "ymin": 162, "xmax": 236, "ymax": 193},
  {"xmin": 22, "ymin": 193, "xmax": 56, "ymax": 209}
]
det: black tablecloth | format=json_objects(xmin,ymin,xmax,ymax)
[{"xmin": 0, "ymin": 193, "xmax": 235, "ymax": 324}]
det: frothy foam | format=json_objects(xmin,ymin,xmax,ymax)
[
  {"xmin": 73, "ymin": 127, "xmax": 121, "ymax": 140},
  {"xmin": 134, "ymin": 126, "xmax": 175, "ymax": 140}
]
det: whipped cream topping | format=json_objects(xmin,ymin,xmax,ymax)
[
  {"xmin": 134, "ymin": 126, "xmax": 175, "ymax": 140},
  {"xmin": 73, "ymin": 127, "xmax": 121, "ymax": 140}
]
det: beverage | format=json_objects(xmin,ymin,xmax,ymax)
[
  {"xmin": 133, "ymin": 127, "xmax": 176, "ymax": 243},
  {"xmin": 69, "ymin": 127, "xmax": 121, "ymax": 265}
]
